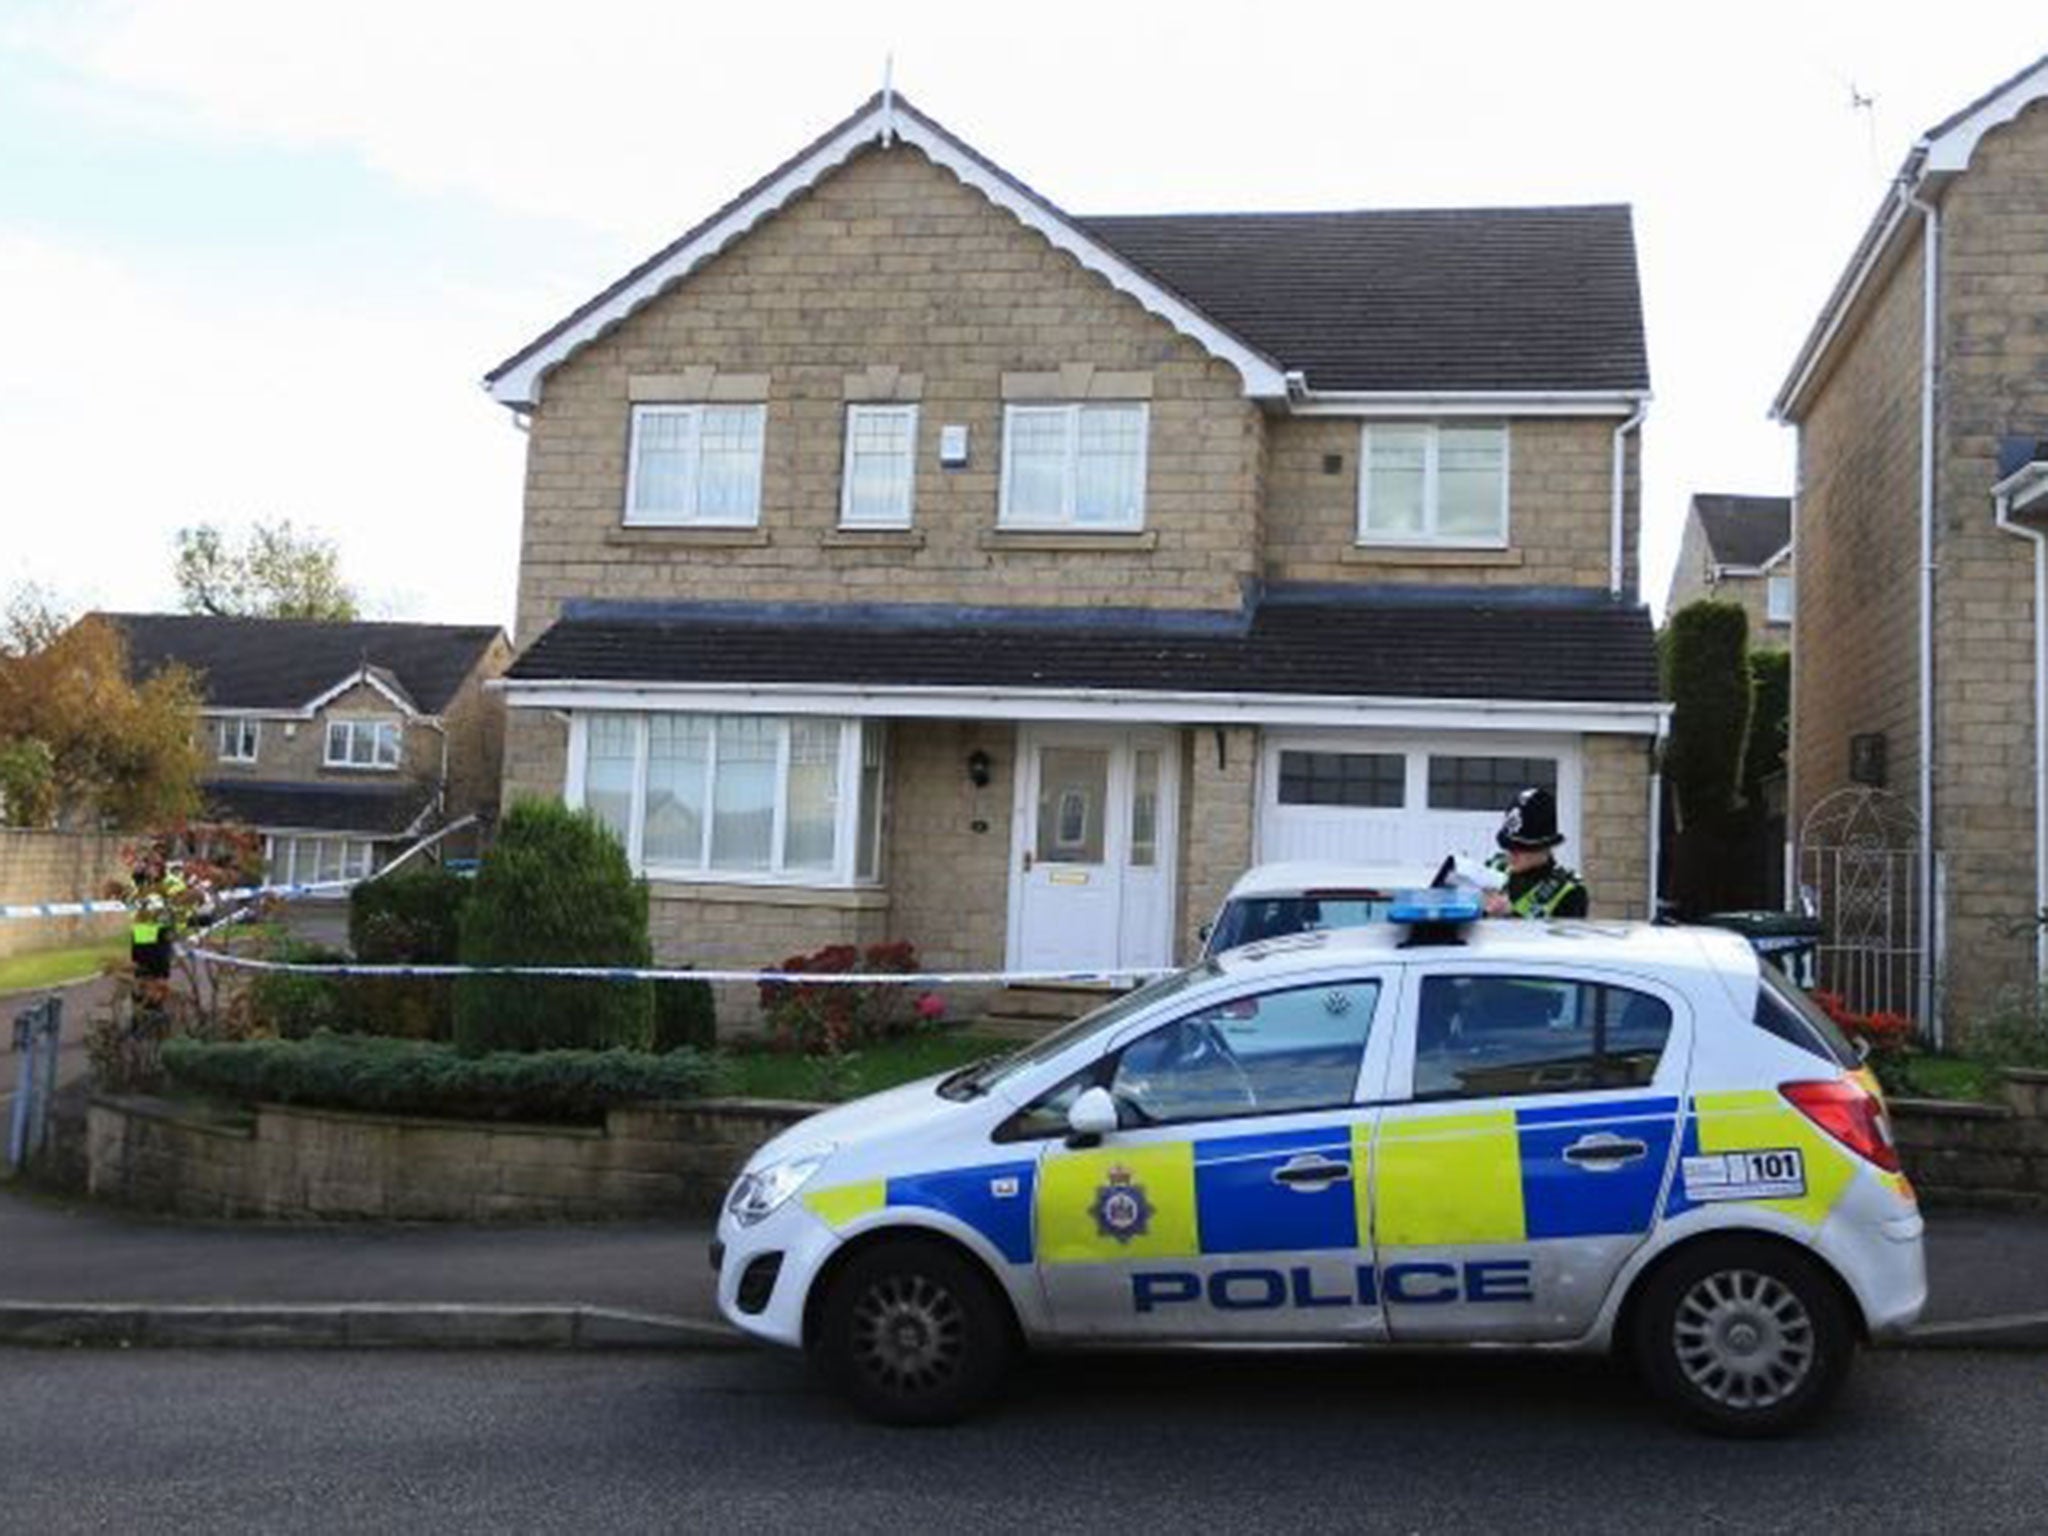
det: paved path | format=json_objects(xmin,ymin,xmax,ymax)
[
  {"xmin": 1, "ymin": 1349, "xmax": 2043, "ymax": 1532},
  {"xmin": 0, "ymin": 974, "xmax": 112, "ymax": 1112}
]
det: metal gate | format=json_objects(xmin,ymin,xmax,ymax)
[{"xmin": 1796, "ymin": 788, "xmax": 1927, "ymax": 1029}]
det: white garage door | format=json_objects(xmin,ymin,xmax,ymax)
[{"xmin": 1256, "ymin": 732, "xmax": 1582, "ymax": 872}]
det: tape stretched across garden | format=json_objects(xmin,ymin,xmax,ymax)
[
  {"xmin": 1, "ymin": 879, "xmax": 360, "ymax": 922},
  {"xmin": 178, "ymin": 946, "xmax": 1174, "ymax": 988}
]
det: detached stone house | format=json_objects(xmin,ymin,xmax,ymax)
[
  {"xmin": 1773, "ymin": 54, "xmax": 2048, "ymax": 1032},
  {"xmin": 1664, "ymin": 493, "xmax": 1793, "ymax": 647},
  {"xmin": 111, "ymin": 615, "xmax": 511, "ymax": 885},
  {"xmin": 486, "ymin": 93, "xmax": 1661, "ymax": 996}
]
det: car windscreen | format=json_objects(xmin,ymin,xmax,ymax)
[
  {"xmin": 938, "ymin": 966, "xmax": 1219, "ymax": 1099},
  {"xmin": 1207, "ymin": 893, "xmax": 1396, "ymax": 954}
]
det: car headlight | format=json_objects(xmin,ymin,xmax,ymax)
[{"xmin": 726, "ymin": 1145, "xmax": 832, "ymax": 1227}]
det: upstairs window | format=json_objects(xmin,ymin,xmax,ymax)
[
  {"xmin": 1767, "ymin": 574, "xmax": 1794, "ymax": 624},
  {"xmin": 1359, "ymin": 423, "xmax": 1508, "ymax": 547},
  {"xmin": 840, "ymin": 405, "xmax": 918, "ymax": 528},
  {"xmin": 625, "ymin": 403, "xmax": 766, "ymax": 528},
  {"xmin": 324, "ymin": 718, "xmax": 401, "ymax": 770},
  {"xmin": 1000, "ymin": 403, "xmax": 1148, "ymax": 531},
  {"xmin": 215, "ymin": 716, "xmax": 260, "ymax": 763}
]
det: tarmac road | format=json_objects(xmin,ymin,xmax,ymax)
[{"xmin": 1, "ymin": 1346, "xmax": 2043, "ymax": 1533}]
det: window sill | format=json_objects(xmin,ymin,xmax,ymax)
[
  {"xmin": 321, "ymin": 764, "xmax": 403, "ymax": 774},
  {"xmin": 645, "ymin": 880, "xmax": 891, "ymax": 910},
  {"xmin": 1344, "ymin": 544, "xmax": 1523, "ymax": 568},
  {"xmin": 979, "ymin": 529, "xmax": 1157, "ymax": 553},
  {"xmin": 608, "ymin": 527, "xmax": 771, "ymax": 548},
  {"xmin": 823, "ymin": 528, "xmax": 925, "ymax": 549}
]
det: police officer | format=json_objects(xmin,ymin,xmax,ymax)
[
  {"xmin": 1481, "ymin": 787, "xmax": 1589, "ymax": 919},
  {"xmin": 127, "ymin": 861, "xmax": 184, "ymax": 981}
]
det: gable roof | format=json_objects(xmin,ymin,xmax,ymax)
[
  {"xmin": 1691, "ymin": 494, "xmax": 1792, "ymax": 569},
  {"xmin": 1775, "ymin": 52, "xmax": 2048, "ymax": 420},
  {"xmin": 103, "ymin": 614, "xmax": 503, "ymax": 715},
  {"xmin": 1078, "ymin": 207, "xmax": 1648, "ymax": 394},
  {"xmin": 485, "ymin": 93, "xmax": 1649, "ymax": 409}
]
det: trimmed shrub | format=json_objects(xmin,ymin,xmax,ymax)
[
  {"xmin": 346, "ymin": 866, "xmax": 472, "ymax": 1041},
  {"xmin": 654, "ymin": 976, "xmax": 717, "ymax": 1053},
  {"xmin": 246, "ymin": 941, "xmax": 352, "ymax": 1040},
  {"xmin": 1663, "ymin": 600, "xmax": 1754, "ymax": 917},
  {"xmin": 162, "ymin": 1033, "xmax": 728, "ymax": 1124},
  {"xmin": 454, "ymin": 800, "xmax": 654, "ymax": 1054},
  {"xmin": 758, "ymin": 941, "xmax": 931, "ymax": 1054}
]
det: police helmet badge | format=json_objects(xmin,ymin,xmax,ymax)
[{"xmin": 1090, "ymin": 1164, "xmax": 1155, "ymax": 1244}]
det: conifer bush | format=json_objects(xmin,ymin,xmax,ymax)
[{"xmin": 453, "ymin": 800, "xmax": 654, "ymax": 1053}]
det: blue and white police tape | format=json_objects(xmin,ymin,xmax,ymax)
[
  {"xmin": 180, "ymin": 946, "xmax": 1173, "ymax": 989},
  {"xmin": 0, "ymin": 877, "xmax": 363, "ymax": 923}
]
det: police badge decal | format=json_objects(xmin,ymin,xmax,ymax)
[{"xmin": 1090, "ymin": 1164, "xmax": 1155, "ymax": 1244}]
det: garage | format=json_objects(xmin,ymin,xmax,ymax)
[{"xmin": 1255, "ymin": 731, "xmax": 1583, "ymax": 873}]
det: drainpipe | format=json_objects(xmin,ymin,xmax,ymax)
[
  {"xmin": 1647, "ymin": 713, "xmax": 1669, "ymax": 920},
  {"xmin": 1908, "ymin": 189, "xmax": 1941, "ymax": 1043},
  {"xmin": 1610, "ymin": 398, "xmax": 1650, "ymax": 597},
  {"xmin": 1994, "ymin": 474, "xmax": 2048, "ymax": 987}
]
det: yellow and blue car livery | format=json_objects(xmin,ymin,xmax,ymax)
[{"xmin": 714, "ymin": 918, "xmax": 1925, "ymax": 1369}]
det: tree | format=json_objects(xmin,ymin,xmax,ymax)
[
  {"xmin": 1662, "ymin": 600, "xmax": 1754, "ymax": 917},
  {"xmin": 0, "ymin": 599, "xmax": 204, "ymax": 830},
  {"xmin": 173, "ymin": 520, "xmax": 359, "ymax": 620}
]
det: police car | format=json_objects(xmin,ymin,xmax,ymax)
[{"xmin": 714, "ymin": 894, "xmax": 1925, "ymax": 1435}]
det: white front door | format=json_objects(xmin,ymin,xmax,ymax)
[{"xmin": 1010, "ymin": 727, "xmax": 1179, "ymax": 974}]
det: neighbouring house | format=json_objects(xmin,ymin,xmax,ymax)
[
  {"xmin": 1664, "ymin": 493, "xmax": 1793, "ymax": 647},
  {"xmin": 1773, "ymin": 52, "xmax": 2048, "ymax": 1036},
  {"xmin": 107, "ymin": 615, "xmax": 512, "ymax": 887},
  {"xmin": 484, "ymin": 92, "xmax": 1662, "ymax": 1009}
]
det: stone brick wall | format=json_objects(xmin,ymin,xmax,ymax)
[
  {"xmin": 1788, "ymin": 237, "xmax": 1928, "ymax": 984},
  {"xmin": 1178, "ymin": 725, "xmax": 1256, "ymax": 958},
  {"xmin": 513, "ymin": 143, "xmax": 1262, "ymax": 647},
  {"xmin": 439, "ymin": 637, "xmax": 514, "ymax": 839},
  {"xmin": 1893, "ymin": 1070, "xmax": 2048, "ymax": 1210},
  {"xmin": 1580, "ymin": 733, "xmax": 1652, "ymax": 920},
  {"xmin": 201, "ymin": 682, "xmax": 441, "ymax": 795},
  {"xmin": 86, "ymin": 1095, "xmax": 818, "ymax": 1220},
  {"xmin": 1927, "ymin": 99, "xmax": 2048, "ymax": 1031},
  {"xmin": 885, "ymin": 719, "xmax": 1013, "ymax": 1019},
  {"xmin": 0, "ymin": 831, "xmax": 128, "ymax": 961},
  {"xmin": 1263, "ymin": 417, "xmax": 1630, "ymax": 592}
]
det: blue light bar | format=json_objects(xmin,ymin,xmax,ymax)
[{"xmin": 1387, "ymin": 888, "xmax": 1484, "ymax": 925}]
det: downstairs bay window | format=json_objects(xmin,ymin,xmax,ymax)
[{"xmin": 573, "ymin": 713, "xmax": 886, "ymax": 886}]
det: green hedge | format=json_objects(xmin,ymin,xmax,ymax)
[
  {"xmin": 346, "ymin": 866, "xmax": 472, "ymax": 1041},
  {"xmin": 653, "ymin": 976, "xmax": 718, "ymax": 1053},
  {"xmin": 162, "ymin": 1034, "xmax": 728, "ymax": 1124},
  {"xmin": 455, "ymin": 800, "xmax": 654, "ymax": 1054}
]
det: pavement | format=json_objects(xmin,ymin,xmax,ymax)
[
  {"xmin": 1, "ymin": 1182, "xmax": 2043, "ymax": 1352},
  {"xmin": 1, "ymin": 973, "xmax": 113, "ymax": 1112}
]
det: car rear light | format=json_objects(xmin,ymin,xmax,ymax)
[{"xmin": 1781, "ymin": 1079, "xmax": 1902, "ymax": 1173}]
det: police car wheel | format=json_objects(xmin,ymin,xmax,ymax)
[
  {"xmin": 815, "ymin": 1239, "xmax": 1014, "ymax": 1426},
  {"xmin": 1631, "ymin": 1239, "xmax": 1853, "ymax": 1437}
]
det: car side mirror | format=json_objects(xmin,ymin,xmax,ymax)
[{"xmin": 1066, "ymin": 1085, "xmax": 1119, "ymax": 1148}]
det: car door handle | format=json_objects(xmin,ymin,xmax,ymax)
[
  {"xmin": 1272, "ymin": 1155, "xmax": 1351, "ymax": 1189},
  {"xmin": 1562, "ymin": 1133, "xmax": 1648, "ymax": 1170}
]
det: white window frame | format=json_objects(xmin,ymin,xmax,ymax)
[
  {"xmin": 623, "ymin": 403, "xmax": 767, "ymax": 529},
  {"xmin": 323, "ymin": 717, "xmax": 402, "ymax": 771},
  {"xmin": 1357, "ymin": 422, "xmax": 1511, "ymax": 550},
  {"xmin": 839, "ymin": 404, "xmax": 919, "ymax": 528},
  {"xmin": 1766, "ymin": 574, "xmax": 1794, "ymax": 624},
  {"xmin": 568, "ymin": 713, "xmax": 887, "ymax": 889},
  {"xmin": 998, "ymin": 402, "xmax": 1150, "ymax": 532},
  {"xmin": 215, "ymin": 716, "xmax": 260, "ymax": 763}
]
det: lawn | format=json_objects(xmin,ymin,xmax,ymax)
[
  {"xmin": 724, "ymin": 1030, "xmax": 1015, "ymax": 1102},
  {"xmin": 0, "ymin": 938, "xmax": 125, "ymax": 995},
  {"xmin": 1892, "ymin": 1054, "xmax": 2000, "ymax": 1103}
]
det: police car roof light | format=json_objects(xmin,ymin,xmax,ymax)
[
  {"xmin": 1388, "ymin": 888, "xmax": 1481, "ymax": 947},
  {"xmin": 1388, "ymin": 889, "xmax": 1484, "ymax": 926}
]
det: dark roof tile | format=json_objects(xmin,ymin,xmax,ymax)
[
  {"xmin": 1691, "ymin": 495, "xmax": 1791, "ymax": 569},
  {"xmin": 102, "ymin": 614, "xmax": 502, "ymax": 714},
  {"xmin": 199, "ymin": 780, "xmax": 436, "ymax": 837}
]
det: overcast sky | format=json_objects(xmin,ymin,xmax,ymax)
[{"xmin": 2, "ymin": 1, "xmax": 2042, "ymax": 631}]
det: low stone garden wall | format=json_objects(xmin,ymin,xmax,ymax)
[
  {"xmin": 86, "ymin": 1096, "xmax": 818, "ymax": 1221},
  {"xmin": 83, "ymin": 1071, "xmax": 2048, "ymax": 1222},
  {"xmin": 1893, "ymin": 1070, "xmax": 2048, "ymax": 1211}
]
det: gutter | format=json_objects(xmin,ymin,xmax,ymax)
[
  {"xmin": 1647, "ymin": 712, "xmax": 1669, "ymax": 919},
  {"xmin": 1610, "ymin": 400, "xmax": 1650, "ymax": 596},
  {"xmin": 1993, "ymin": 462, "xmax": 2048, "ymax": 986}
]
